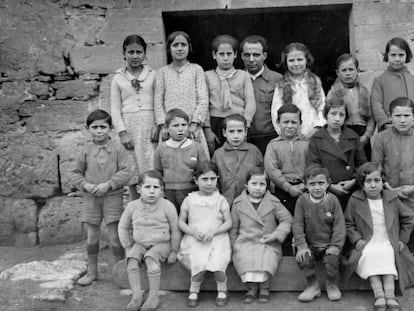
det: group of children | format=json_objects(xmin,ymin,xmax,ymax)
[{"xmin": 71, "ymin": 33, "xmax": 414, "ymax": 311}]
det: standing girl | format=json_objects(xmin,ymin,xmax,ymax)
[
  {"xmin": 306, "ymin": 97, "xmax": 367, "ymax": 209},
  {"xmin": 154, "ymin": 31, "xmax": 210, "ymax": 158},
  {"xmin": 178, "ymin": 162, "xmax": 232, "ymax": 307},
  {"xmin": 327, "ymin": 53, "xmax": 375, "ymax": 159},
  {"xmin": 344, "ymin": 162, "xmax": 414, "ymax": 311},
  {"xmin": 371, "ymin": 37, "xmax": 414, "ymax": 132},
  {"xmin": 230, "ymin": 167, "xmax": 292, "ymax": 304},
  {"xmin": 271, "ymin": 42, "xmax": 326, "ymax": 138},
  {"xmin": 111, "ymin": 35, "xmax": 157, "ymax": 200}
]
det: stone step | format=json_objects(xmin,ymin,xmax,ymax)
[{"xmin": 112, "ymin": 256, "xmax": 370, "ymax": 292}]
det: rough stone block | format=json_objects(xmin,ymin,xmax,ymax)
[
  {"xmin": 71, "ymin": 45, "xmax": 122, "ymax": 74},
  {"xmin": 97, "ymin": 74, "xmax": 114, "ymax": 113},
  {"xmin": 38, "ymin": 196, "xmax": 85, "ymax": 246},
  {"xmin": 56, "ymin": 131, "xmax": 88, "ymax": 194},
  {"xmin": 20, "ymin": 100, "xmax": 90, "ymax": 132},
  {"xmin": 51, "ymin": 80, "xmax": 98, "ymax": 100},
  {"xmin": 68, "ymin": 0, "xmax": 129, "ymax": 9},
  {"xmin": 36, "ymin": 56, "xmax": 66, "ymax": 76},
  {"xmin": 0, "ymin": 131, "xmax": 59, "ymax": 198},
  {"xmin": 0, "ymin": 197, "xmax": 38, "ymax": 246},
  {"xmin": 28, "ymin": 81, "xmax": 50, "ymax": 98}
]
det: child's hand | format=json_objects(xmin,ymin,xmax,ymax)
[
  {"xmin": 330, "ymin": 183, "xmax": 348, "ymax": 196},
  {"xmin": 119, "ymin": 130, "xmax": 134, "ymax": 150},
  {"xmin": 204, "ymin": 127, "xmax": 219, "ymax": 153},
  {"xmin": 201, "ymin": 230, "xmax": 215, "ymax": 243},
  {"xmin": 150, "ymin": 125, "xmax": 161, "ymax": 143},
  {"xmin": 355, "ymin": 239, "xmax": 367, "ymax": 250},
  {"xmin": 400, "ymin": 185, "xmax": 414, "ymax": 196},
  {"xmin": 188, "ymin": 122, "xmax": 199, "ymax": 140},
  {"xmin": 394, "ymin": 186, "xmax": 408, "ymax": 199},
  {"xmin": 341, "ymin": 179, "xmax": 356, "ymax": 191},
  {"xmin": 296, "ymin": 247, "xmax": 311, "ymax": 263},
  {"xmin": 289, "ymin": 185, "xmax": 304, "ymax": 198},
  {"xmin": 360, "ymin": 135, "xmax": 369, "ymax": 146},
  {"xmin": 192, "ymin": 229, "xmax": 205, "ymax": 241},
  {"xmin": 325, "ymin": 246, "xmax": 340, "ymax": 256},
  {"xmin": 93, "ymin": 182, "xmax": 111, "ymax": 197},
  {"xmin": 167, "ymin": 251, "xmax": 177, "ymax": 264},
  {"xmin": 83, "ymin": 183, "xmax": 96, "ymax": 194},
  {"xmin": 260, "ymin": 233, "xmax": 275, "ymax": 244},
  {"xmin": 398, "ymin": 241, "xmax": 405, "ymax": 252}
]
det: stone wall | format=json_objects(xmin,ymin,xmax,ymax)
[{"xmin": 1, "ymin": 0, "xmax": 413, "ymax": 246}]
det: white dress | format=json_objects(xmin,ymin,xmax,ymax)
[
  {"xmin": 178, "ymin": 191, "xmax": 231, "ymax": 276},
  {"xmin": 356, "ymin": 199, "xmax": 397, "ymax": 279}
]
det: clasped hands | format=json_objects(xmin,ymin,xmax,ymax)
[{"xmin": 83, "ymin": 182, "xmax": 111, "ymax": 197}]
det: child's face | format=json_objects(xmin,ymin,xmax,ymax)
[
  {"xmin": 222, "ymin": 120, "xmax": 247, "ymax": 147},
  {"xmin": 241, "ymin": 42, "xmax": 267, "ymax": 75},
  {"xmin": 170, "ymin": 35, "xmax": 189, "ymax": 62},
  {"xmin": 286, "ymin": 49, "xmax": 307, "ymax": 77},
  {"xmin": 246, "ymin": 174, "xmax": 267, "ymax": 200},
  {"xmin": 326, "ymin": 105, "xmax": 346, "ymax": 130},
  {"xmin": 124, "ymin": 43, "xmax": 145, "ymax": 69},
  {"xmin": 167, "ymin": 117, "xmax": 188, "ymax": 141},
  {"xmin": 138, "ymin": 176, "xmax": 163, "ymax": 204},
  {"xmin": 336, "ymin": 59, "xmax": 358, "ymax": 85},
  {"xmin": 213, "ymin": 43, "xmax": 236, "ymax": 70},
  {"xmin": 277, "ymin": 112, "xmax": 301, "ymax": 139},
  {"xmin": 391, "ymin": 106, "xmax": 414, "ymax": 133},
  {"xmin": 88, "ymin": 119, "xmax": 111, "ymax": 145},
  {"xmin": 195, "ymin": 170, "xmax": 218, "ymax": 195},
  {"xmin": 388, "ymin": 45, "xmax": 406, "ymax": 70},
  {"xmin": 363, "ymin": 170, "xmax": 383, "ymax": 200},
  {"xmin": 306, "ymin": 174, "xmax": 329, "ymax": 200}
]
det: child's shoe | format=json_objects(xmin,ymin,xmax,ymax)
[
  {"xmin": 126, "ymin": 296, "xmax": 143, "ymax": 311},
  {"xmin": 77, "ymin": 263, "xmax": 98, "ymax": 286},
  {"xmin": 215, "ymin": 291, "xmax": 229, "ymax": 307},
  {"xmin": 187, "ymin": 292, "xmax": 198, "ymax": 308},
  {"xmin": 258, "ymin": 288, "xmax": 270, "ymax": 303},
  {"xmin": 298, "ymin": 280, "xmax": 321, "ymax": 302},
  {"xmin": 141, "ymin": 294, "xmax": 159, "ymax": 311},
  {"xmin": 242, "ymin": 289, "xmax": 258, "ymax": 304},
  {"xmin": 325, "ymin": 280, "xmax": 341, "ymax": 301}
]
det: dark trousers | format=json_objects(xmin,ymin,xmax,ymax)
[
  {"xmin": 247, "ymin": 132, "xmax": 277, "ymax": 156},
  {"xmin": 347, "ymin": 124, "xmax": 371, "ymax": 160},
  {"xmin": 164, "ymin": 188, "xmax": 194, "ymax": 214},
  {"xmin": 297, "ymin": 247, "xmax": 340, "ymax": 283},
  {"xmin": 210, "ymin": 116, "xmax": 226, "ymax": 149}
]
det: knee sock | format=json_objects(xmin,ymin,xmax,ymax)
[
  {"xmin": 247, "ymin": 282, "xmax": 259, "ymax": 291},
  {"xmin": 382, "ymin": 275, "xmax": 396, "ymax": 299},
  {"xmin": 216, "ymin": 278, "xmax": 227, "ymax": 292},
  {"xmin": 87, "ymin": 243, "xmax": 99, "ymax": 274},
  {"xmin": 111, "ymin": 245, "xmax": 125, "ymax": 262},
  {"xmin": 369, "ymin": 276, "xmax": 385, "ymax": 299},
  {"xmin": 189, "ymin": 279, "xmax": 202, "ymax": 294},
  {"xmin": 260, "ymin": 279, "xmax": 270, "ymax": 290},
  {"xmin": 147, "ymin": 270, "xmax": 161, "ymax": 296}
]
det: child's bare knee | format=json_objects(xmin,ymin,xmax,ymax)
[{"xmin": 144, "ymin": 257, "xmax": 160, "ymax": 273}]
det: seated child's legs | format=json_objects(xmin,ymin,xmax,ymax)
[
  {"xmin": 323, "ymin": 254, "xmax": 340, "ymax": 282},
  {"xmin": 214, "ymin": 270, "xmax": 228, "ymax": 306},
  {"xmin": 213, "ymin": 271, "xmax": 226, "ymax": 282},
  {"xmin": 106, "ymin": 221, "xmax": 124, "ymax": 263},
  {"xmin": 126, "ymin": 258, "xmax": 143, "ymax": 311},
  {"xmin": 297, "ymin": 251, "xmax": 316, "ymax": 279}
]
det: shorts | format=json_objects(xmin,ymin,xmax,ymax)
[
  {"xmin": 126, "ymin": 242, "xmax": 171, "ymax": 265},
  {"xmin": 82, "ymin": 192, "xmax": 123, "ymax": 226}
]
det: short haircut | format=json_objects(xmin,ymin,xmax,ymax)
[
  {"xmin": 356, "ymin": 162, "xmax": 384, "ymax": 187},
  {"xmin": 335, "ymin": 53, "xmax": 359, "ymax": 69},
  {"xmin": 211, "ymin": 34, "xmax": 238, "ymax": 52},
  {"xmin": 389, "ymin": 96, "xmax": 414, "ymax": 115},
  {"xmin": 245, "ymin": 167, "xmax": 270, "ymax": 187},
  {"xmin": 194, "ymin": 161, "xmax": 218, "ymax": 179},
  {"xmin": 138, "ymin": 170, "xmax": 165, "ymax": 188},
  {"xmin": 223, "ymin": 114, "xmax": 247, "ymax": 129},
  {"xmin": 277, "ymin": 103, "xmax": 302, "ymax": 123},
  {"xmin": 240, "ymin": 35, "xmax": 268, "ymax": 53},
  {"xmin": 86, "ymin": 109, "xmax": 112, "ymax": 128},
  {"xmin": 122, "ymin": 35, "xmax": 147, "ymax": 53},
  {"xmin": 166, "ymin": 31, "xmax": 193, "ymax": 55},
  {"xmin": 383, "ymin": 37, "xmax": 413, "ymax": 63},
  {"xmin": 279, "ymin": 42, "xmax": 314, "ymax": 71},
  {"xmin": 304, "ymin": 164, "xmax": 330, "ymax": 183},
  {"xmin": 165, "ymin": 108, "xmax": 189, "ymax": 126},
  {"xmin": 323, "ymin": 96, "xmax": 349, "ymax": 121}
]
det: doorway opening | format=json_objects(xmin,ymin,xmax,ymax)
[{"xmin": 163, "ymin": 4, "xmax": 352, "ymax": 91}]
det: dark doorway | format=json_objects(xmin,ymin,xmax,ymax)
[{"xmin": 163, "ymin": 4, "xmax": 351, "ymax": 91}]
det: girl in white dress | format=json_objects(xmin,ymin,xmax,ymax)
[
  {"xmin": 271, "ymin": 42, "xmax": 326, "ymax": 138},
  {"xmin": 345, "ymin": 162, "xmax": 414, "ymax": 311},
  {"xmin": 178, "ymin": 161, "xmax": 232, "ymax": 308}
]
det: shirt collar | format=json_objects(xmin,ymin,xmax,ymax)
[
  {"xmin": 247, "ymin": 66, "xmax": 265, "ymax": 81},
  {"xmin": 93, "ymin": 139, "xmax": 113, "ymax": 155},
  {"xmin": 223, "ymin": 141, "xmax": 250, "ymax": 151},
  {"xmin": 392, "ymin": 126, "xmax": 413, "ymax": 136}
]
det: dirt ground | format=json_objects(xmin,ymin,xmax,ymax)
[{"xmin": 1, "ymin": 243, "xmax": 414, "ymax": 311}]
